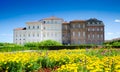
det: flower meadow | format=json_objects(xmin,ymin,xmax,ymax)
[{"xmin": 0, "ymin": 48, "xmax": 120, "ymax": 72}]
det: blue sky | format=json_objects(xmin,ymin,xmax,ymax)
[{"xmin": 0, "ymin": 0, "xmax": 120, "ymax": 43}]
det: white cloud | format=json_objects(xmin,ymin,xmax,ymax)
[
  {"xmin": 0, "ymin": 34, "xmax": 12, "ymax": 36},
  {"xmin": 115, "ymin": 19, "xmax": 120, "ymax": 23},
  {"xmin": 107, "ymin": 32, "xmax": 114, "ymax": 35}
]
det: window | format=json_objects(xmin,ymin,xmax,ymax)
[
  {"xmin": 47, "ymin": 32, "xmax": 49, "ymax": 37},
  {"xmin": 83, "ymin": 25, "xmax": 85, "ymax": 28},
  {"xmin": 97, "ymin": 28, "xmax": 99, "ymax": 31},
  {"xmin": 88, "ymin": 28, "xmax": 90, "ymax": 31},
  {"xmin": 88, "ymin": 34, "xmax": 90, "ymax": 38},
  {"xmin": 33, "ymin": 34, "xmax": 34, "ymax": 37},
  {"xmin": 73, "ymin": 25, "xmax": 75, "ymax": 28},
  {"xmin": 37, "ymin": 26, "xmax": 39, "ymax": 29},
  {"xmin": 83, "ymin": 32, "xmax": 85, "ymax": 37},
  {"xmin": 43, "ymin": 27, "xmax": 45, "ymax": 30},
  {"xmin": 78, "ymin": 41, "xmax": 80, "ymax": 44},
  {"xmin": 51, "ymin": 20, "xmax": 53, "ymax": 24},
  {"xmin": 51, "ymin": 33, "xmax": 53, "ymax": 37},
  {"xmin": 97, "ymin": 34, "xmax": 99, "ymax": 38},
  {"xmin": 37, "ymin": 34, "xmax": 39, "ymax": 37},
  {"xmin": 55, "ymin": 21, "xmax": 57, "ymax": 24},
  {"xmin": 55, "ymin": 32, "xmax": 57, "ymax": 37},
  {"xmin": 93, "ymin": 34, "xmax": 94, "ymax": 39},
  {"xmin": 88, "ymin": 22, "xmax": 90, "ymax": 24},
  {"xmin": 43, "ymin": 34, "xmax": 45, "ymax": 37},
  {"xmin": 43, "ymin": 21, "xmax": 46, "ymax": 24},
  {"xmin": 78, "ymin": 32, "xmax": 80, "ymax": 37},
  {"xmin": 28, "ymin": 26, "xmax": 30, "ymax": 29},
  {"xmin": 90, "ymin": 22, "xmax": 92, "ymax": 24},
  {"xmin": 33, "ymin": 26, "xmax": 35, "ymax": 29},
  {"xmin": 73, "ymin": 32, "xmax": 75, "ymax": 36},
  {"xmin": 65, "ymin": 26, "xmax": 67, "ymax": 30},
  {"xmin": 28, "ymin": 34, "xmax": 30, "ymax": 37},
  {"xmin": 101, "ymin": 34, "xmax": 103, "ymax": 38},
  {"xmin": 92, "ymin": 28, "xmax": 95, "ymax": 31},
  {"xmin": 97, "ymin": 22, "xmax": 99, "ymax": 24},
  {"xmin": 78, "ymin": 24, "xmax": 80, "ymax": 28},
  {"xmin": 47, "ymin": 21, "xmax": 49, "ymax": 24},
  {"xmin": 101, "ymin": 28, "xmax": 103, "ymax": 31}
]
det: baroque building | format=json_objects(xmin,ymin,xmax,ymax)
[
  {"xmin": 14, "ymin": 16, "xmax": 63, "ymax": 45},
  {"xmin": 62, "ymin": 18, "xmax": 104, "ymax": 45},
  {"xmin": 14, "ymin": 16, "xmax": 104, "ymax": 45}
]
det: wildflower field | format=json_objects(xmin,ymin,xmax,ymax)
[{"xmin": 0, "ymin": 48, "xmax": 120, "ymax": 72}]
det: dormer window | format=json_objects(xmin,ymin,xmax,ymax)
[
  {"xmin": 43, "ymin": 21, "xmax": 46, "ymax": 24},
  {"xmin": 95, "ymin": 22, "xmax": 97, "ymax": 24},
  {"xmin": 90, "ymin": 22, "xmax": 92, "ymax": 24},
  {"xmin": 97, "ymin": 22, "xmax": 99, "ymax": 24},
  {"xmin": 99, "ymin": 22, "xmax": 101, "ymax": 24}
]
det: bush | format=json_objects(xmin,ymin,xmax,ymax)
[
  {"xmin": 39, "ymin": 40, "xmax": 62, "ymax": 46},
  {"xmin": 24, "ymin": 42, "xmax": 39, "ymax": 47}
]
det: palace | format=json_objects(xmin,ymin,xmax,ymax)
[{"xmin": 13, "ymin": 16, "xmax": 104, "ymax": 45}]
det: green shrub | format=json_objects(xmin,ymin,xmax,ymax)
[
  {"xmin": 24, "ymin": 40, "xmax": 62, "ymax": 47},
  {"xmin": 24, "ymin": 42, "xmax": 39, "ymax": 47},
  {"xmin": 39, "ymin": 40, "xmax": 62, "ymax": 46}
]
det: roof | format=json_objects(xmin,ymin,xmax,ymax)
[
  {"xmin": 62, "ymin": 22, "xmax": 69, "ymax": 24},
  {"xmin": 86, "ymin": 18, "xmax": 102, "ymax": 22},
  {"xmin": 70, "ymin": 20, "xmax": 86, "ymax": 23},
  {"xmin": 14, "ymin": 27, "xmax": 26, "ymax": 30},
  {"xmin": 42, "ymin": 16, "xmax": 63, "ymax": 20}
]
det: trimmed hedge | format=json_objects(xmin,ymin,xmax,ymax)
[
  {"xmin": 38, "ymin": 45, "xmax": 120, "ymax": 50},
  {"xmin": 38, "ymin": 45, "xmax": 96, "ymax": 50}
]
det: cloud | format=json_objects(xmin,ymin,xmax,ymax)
[
  {"xmin": 107, "ymin": 32, "xmax": 114, "ymax": 35},
  {"xmin": 0, "ymin": 34, "xmax": 12, "ymax": 36},
  {"xmin": 115, "ymin": 19, "xmax": 120, "ymax": 23}
]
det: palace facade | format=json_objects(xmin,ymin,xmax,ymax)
[{"xmin": 13, "ymin": 16, "xmax": 104, "ymax": 45}]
